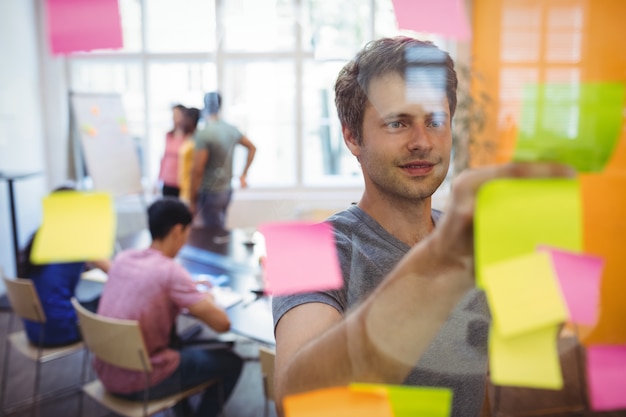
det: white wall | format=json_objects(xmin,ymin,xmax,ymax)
[{"xmin": 0, "ymin": 0, "xmax": 49, "ymax": 277}]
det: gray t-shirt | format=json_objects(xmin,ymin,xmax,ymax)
[
  {"xmin": 272, "ymin": 204, "xmax": 490, "ymax": 417},
  {"xmin": 194, "ymin": 119, "xmax": 243, "ymax": 193}
]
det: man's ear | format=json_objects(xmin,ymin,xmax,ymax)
[{"xmin": 342, "ymin": 126, "xmax": 361, "ymax": 158}]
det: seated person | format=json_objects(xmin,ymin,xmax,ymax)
[
  {"xmin": 95, "ymin": 197, "xmax": 243, "ymax": 417},
  {"xmin": 17, "ymin": 186, "xmax": 111, "ymax": 347}
]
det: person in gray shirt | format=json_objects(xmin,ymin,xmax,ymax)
[{"xmin": 272, "ymin": 36, "xmax": 575, "ymax": 417}]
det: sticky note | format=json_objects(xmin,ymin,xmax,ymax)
[
  {"xmin": 586, "ymin": 345, "xmax": 626, "ymax": 411},
  {"xmin": 483, "ymin": 252, "xmax": 568, "ymax": 338},
  {"xmin": 31, "ymin": 191, "xmax": 115, "ymax": 263},
  {"xmin": 489, "ymin": 325, "xmax": 563, "ymax": 390},
  {"xmin": 538, "ymin": 247, "xmax": 604, "ymax": 326},
  {"xmin": 580, "ymin": 173, "xmax": 626, "ymax": 345},
  {"xmin": 46, "ymin": 0, "xmax": 123, "ymax": 55},
  {"xmin": 351, "ymin": 383, "xmax": 452, "ymax": 417},
  {"xmin": 391, "ymin": 0, "xmax": 471, "ymax": 41},
  {"xmin": 514, "ymin": 83, "xmax": 624, "ymax": 172},
  {"xmin": 283, "ymin": 386, "xmax": 393, "ymax": 417},
  {"xmin": 475, "ymin": 178, "xmax": 582, "ymax": 287},
  {"xmin": 258, "ymin": 221, "xmax": 342, "ymax": 295}
]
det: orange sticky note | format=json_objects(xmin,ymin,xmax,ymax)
[
  {"xmin": 580, "ymin": 173, "xmax": 626, "ymax": 345},
  {"xmin": 283, "ymin": 386, "xmax": 393, "ymax": 417}
]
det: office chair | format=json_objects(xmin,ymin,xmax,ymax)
[
  {"xmin": 258, "ymin": 345, "xmax": 276, "ymax": 417},
  {"xmin": 71, "ymin": 298, "xmax": 218, "ymax": 417},
  {"xmin": 0, "ymin": 276, "xmax": 84, "ymax": 416}
]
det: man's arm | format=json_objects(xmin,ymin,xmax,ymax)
[
  {"xmin": 238, "ymin": 135, "xmax": 256, "ymax": 189},
  {"xmin": 187, "ymin": 295, "xmax": 230, "ymax": 333},
  {"xmin": 189, "ymin": 148, "xmax": 209, "ymax": 214},
  {"xmin": 274, "ymin": 162, "xmax": 575, "ymax": 416}
]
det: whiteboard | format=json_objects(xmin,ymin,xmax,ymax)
[{"xmin": 70, "ymin": 93, "xmax": 143, "ymax": 196}]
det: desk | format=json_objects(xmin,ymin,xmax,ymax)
[
  {"xmin": 178, "ymin": 227, "xmax": 274, "ymax": 346},
  {"xmin": 96, "ymin": 226, "xmax": 275, "ymax": 346},
  {"xmin": 0, "ymin": 171, "xmax": 41, "ymax": 274}
]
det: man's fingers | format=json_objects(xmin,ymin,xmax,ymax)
[{"xmin": 454, "ymin": 162, "xmax": 576, "ymax": 197}]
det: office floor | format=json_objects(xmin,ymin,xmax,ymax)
[{"xmin": 0, "ymin": 310, "xmax": 277, "ymax": 417}]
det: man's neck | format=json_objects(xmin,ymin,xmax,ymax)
[
  {"xmin": 150, "ymin": 239, "xmax": 178, "ymax": 258},
  {"xmin": 357, "ymin": 193, "xmax": 435, "ymax": 246}
]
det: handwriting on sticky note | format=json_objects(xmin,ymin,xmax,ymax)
[
  {"xmin": 31, "ymin": 191, "xmax": 115, "ymax": 264},
  {"xmin": 258, "ymin": 221, "xmax": 342, "ymax": 295}
]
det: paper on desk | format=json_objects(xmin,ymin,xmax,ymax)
[
  {"xmin": 580, "ymin": 173, "xmax": 626, "ymax": 345},
  {"xmin": 475, "ymin": 178, "xmax": 582, "ymax": 288},
  {"xmin": 283, "ymin": 386, "xmax": 393, "ymax": 417},
  {"xmin": 351, "ymin": 383, "xmax": 452, "ymax": 417},
  {"xmin": 258, "ymin": 221, "xmax": 342, "ymax": 295},
  {"xmin": 538, "ymin": 246, "xmax": 604, "ymax": 326},
  {"xmin": 31, "ymin": 191, "xmax": 115, "ymax": 264},
  {"xmin": 586, "ymin": 345, "xmax": 626, "ymax": 411},
  {"xmin": 80, "ymin": 268, "xmax": 108, "ymax": 283},
  {"xmin": 391, "ymin": 0, "xmax": 471, "ymax": 40},
  {"xmin": 483, "ymin": 252, "xmax": 568, "ymax": 338},
  {"xmin": 199, "ymin": 286, "xmax": 244, "ymax": 310},
  {"xmin": 514, "ymin": 82, "xmax": 624, "ymax": 172},
  {"xmin": 489, "ymin": 324, "xmax": 563, "ymax": 389}
]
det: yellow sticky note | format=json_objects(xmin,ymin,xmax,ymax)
[
  {"xmin": 483, "ymin": 252, "xmax": 568, "ymax": 338},
  {"xmin": 351, "ymin": 383, "xmax": 452, "ymax": 417},
  {"xmin": 283, "ymin": 386, "xmax": 393, "ymax": 417},
  {"xmin": 489, "ymin": 324, "xmax": 563, "ymax": 390},
  {"xmin": 31, "ymin": 191, "xmax": 115, "ymax": 264},
  {"xmin": 475, "ymin": 179, "xmax": 582, "ymax": 287}
]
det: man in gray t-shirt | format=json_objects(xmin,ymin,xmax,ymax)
[{"xmin": 272, "ymin": 36, "xmax": 575, "ymax": 417}]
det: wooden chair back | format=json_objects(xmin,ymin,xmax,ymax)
[
  {"xmin": 2, "ymin": 276, "xmax": 45, "ymax": 323},
  {"xmin": 71, "ymin": 298, "xmax": 152, "ymax": 372}
]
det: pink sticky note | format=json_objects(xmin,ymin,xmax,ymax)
[
  {"xmin": 46, "ymin": 0, "xmax": 123, "ymax": 55},
  {"xmin": 391, "ymin": 0, "xmax": 471, "ymax": 41},
  {"xmin": 539, "ymin": 247, "xmax": 604, "ymax": 326},
  {"xmin": 258, "ymin": 221, "xmax": 342, "ymax": 296},
  {"xmin": 586, "ymin": 345, "xmax": 626, "ymax": 411}
]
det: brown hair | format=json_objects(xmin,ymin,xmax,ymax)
[{"xmin": 334, "ymin": 36, "xmax": 457, "ymax": 144}]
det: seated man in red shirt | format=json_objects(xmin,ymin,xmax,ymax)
[{"xmin": 96, "ymin": 197, "xmax": 242, "ymax": 417}]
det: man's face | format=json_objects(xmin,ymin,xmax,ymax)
[{"xmin": 348, "ymin": 72, "xmax": 452, "ymax": 202}]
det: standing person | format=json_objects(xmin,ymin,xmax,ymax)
[
  {"xmin": 272, "ymin": 36, "xmax": 575, "ymax": 417},
  {"xmin": 178, "ymin": 107, "xmax": 201, "ymax": 203},
  {"xmin": 95, "ymin": 198, "xmax": 243, "ymax": 417},
  {"xmin": 17, "ymin": 186, "xmax": 111, "ymax": 347},
  {"xmin": 190, "ymin": 92, "xmax": 256, "ymax": 229},
  {"xmin": 158, "ymin": 104, "xmax": 188, "ymax": 197}
]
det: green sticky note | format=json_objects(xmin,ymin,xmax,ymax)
[
  {"xmin": 31, "ymin": 191, "xmax": 116, "ymax": 264},
  {"xmin": 489, "ymin": 324, "xmax": 563, "ymax": 390},
  {"xmin": 514, "ymin": 82, "xmax": 624, "ymax": 172},
  {"xmin": 351, "ymin": 384, "xmax": 452, "ymax": 417},
  {"xmin": 483, "ymin": 252, "xmax": 568, "ymax": 338},
  {"xmin": 475, "ymin": 179, "xmax": 582, "ymax": 287}
]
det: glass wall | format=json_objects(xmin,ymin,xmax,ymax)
[{"xmin": 67, "ymin": 0, "xmax": 451, "ymax": 189}]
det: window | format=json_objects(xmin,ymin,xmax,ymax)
[{"xmin": 67, "ymin": 0, "xmax": 458, "ymax": 189}]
